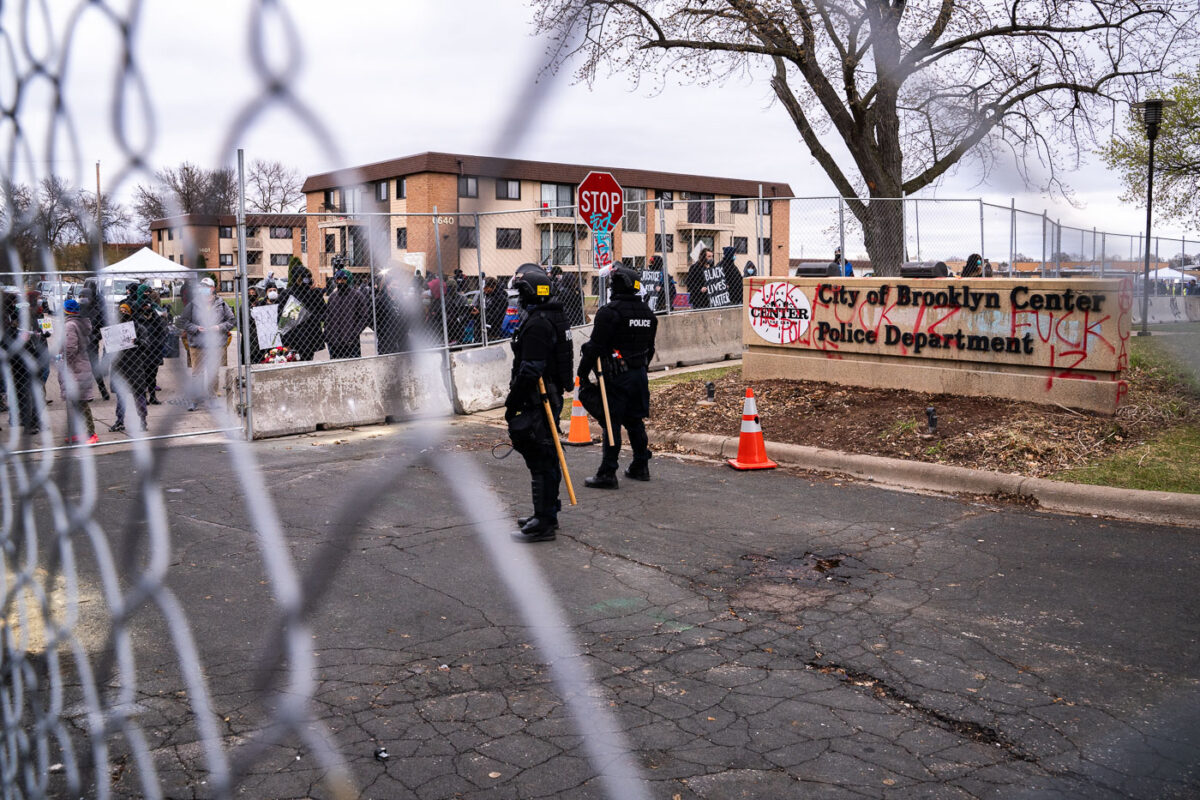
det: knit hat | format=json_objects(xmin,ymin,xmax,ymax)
[
  {"xmin": 334, "ymin": 269, "xmax": 352, "ymax": 282},
  {"xmin": 63, "ymin": 298, "xmax": 80, "ymax": 314}
]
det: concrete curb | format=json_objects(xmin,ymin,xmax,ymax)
[{"xmin": 649, "ymin": 430, "xmax": 1200, "ymax": 529}]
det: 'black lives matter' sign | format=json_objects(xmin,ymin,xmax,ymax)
[{"xmin": 704, "ymin": 265, "xmax": 731, "ymax": 307}]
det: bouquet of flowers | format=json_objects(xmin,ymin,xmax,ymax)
[{"xmin": 261, "ymin": 346, "xmax": 299, "ymax": 364}]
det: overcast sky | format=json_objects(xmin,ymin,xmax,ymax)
[{"xmin": 6, "ymin": 1, "xmax": 1191, "ymax": 254}]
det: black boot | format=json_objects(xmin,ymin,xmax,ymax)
[
  {"xmin": 584, "ymin": 472, "xmax": 619, "ymax": 490},
  {"xmin": 98, "ymin": 379, "xmax": 110, "ymax": 401},
  {"xmin": 624, "ymin": 462, "xmax": 650, "ymax": 481},
  {"xmin": 512, "ymin": 475, "xmax": 557, "ymax": 542}
]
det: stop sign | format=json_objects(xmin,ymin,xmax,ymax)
[{"xmin": 577, "ymin": 171, "xmax": 623, "ymax": 229}]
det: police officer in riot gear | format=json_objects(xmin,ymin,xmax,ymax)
[
  {"xmin": 578, "ymin": 266, "xmax": 658, "ymax": 489},
  {"xmin": 504, "ymin": 265, "xmax": 574, "ymax": 542}
]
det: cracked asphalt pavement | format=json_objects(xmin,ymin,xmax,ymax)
[{"xmin": 62, "ymin": 421, "xmax": 1200, "ymax": 798}]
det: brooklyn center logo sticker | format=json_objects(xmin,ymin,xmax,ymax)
[{"xmin": 748, "ymin": 282, "xmax": 811, "ymax": 344}]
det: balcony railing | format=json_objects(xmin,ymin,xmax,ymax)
[{"xmin": 245, "ymin": 237, "xmax": 262, "ymax": 250}]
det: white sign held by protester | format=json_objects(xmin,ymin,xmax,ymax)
[
  {"xmin": 251, "ymin": 304, "xmax": 281, "ymax": 350},
  {"xmin": 100, "ymin": 321, "xmax": 137, "ymax": 353}
]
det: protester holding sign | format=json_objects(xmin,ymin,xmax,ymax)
[{"xmin": 277, "ymin": 263, "xmax": 326, "ymax": 361}]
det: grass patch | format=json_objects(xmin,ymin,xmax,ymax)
[
  {"xmin": 1054, "ymin": 424, "xmax": 1200, "ymax": 494},
  {"xmin": 649, "ymin": 364, "xmax": 740, "ymax": 390}
]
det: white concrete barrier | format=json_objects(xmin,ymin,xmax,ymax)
[
  {"xmin": 650, "ymin": 306, "xmax": 743, "ymax": 368},
  {"xmin": 241, "ymin": 307, "xmax": 744, "ymax": 437},
  {"xmin": 239, "ymin": 351, "xmax": 453, "ymax": 438},
  {"xmin": 1132, "ymin": 296, "xmax": 1200, "ymax": 325}
]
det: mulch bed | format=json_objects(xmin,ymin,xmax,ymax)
[{"xmin": 651, "ymin": 365, "xmax": 1196, "ymax": 478}]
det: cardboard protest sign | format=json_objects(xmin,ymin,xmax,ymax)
[
  {"xmin": 704, "ymin": 265, "xmax": 731, "ymax": 307},
  {"xmin": 100, "ymin": 321, "xmax": 136, "ymax": 353},
  {"xmin": 252, "ymin": 304, "xmax": 281, "ymax": 350}
]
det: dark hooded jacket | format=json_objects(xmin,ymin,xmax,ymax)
[{"xmin": 277, "ymin": 263, "xmax": 326, "ymax": 358}]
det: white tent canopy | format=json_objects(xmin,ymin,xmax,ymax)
[
  {"xmin": 100, "ymin": 247, "xmax": 192, "ymax": 278},
  {"xmin": 1148, "ymin": 266, "xmax": 1197, "ymax": 282}
]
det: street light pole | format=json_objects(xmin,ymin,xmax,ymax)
[{"xmin": 1133, "ymin": 98, "xmax": 1175, "ymax": 336}]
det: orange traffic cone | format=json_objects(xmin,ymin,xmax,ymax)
[
  {"xmin": 565, "ymin": 376, "xmax": 595, "ymax": 446},
  {"xmin": 727, "ymin": 387, "xmax": 777, "ymax": 470}
]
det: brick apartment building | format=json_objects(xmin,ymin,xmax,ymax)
[
  {"xmin": 300, "ymin": 152, "xmax": 793, "ymax": 286},
  {"xmin": 150, "ymin": 214, "xmax": 305, "ymax": 291}
]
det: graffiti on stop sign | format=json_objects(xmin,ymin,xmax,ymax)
[{"xmin": 577, "ymin": 171, "xmax": 624, "ymax": 272}]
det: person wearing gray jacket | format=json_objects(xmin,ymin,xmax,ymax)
[{"xmin": 179, "ymin": 276, "xmax": 236, "ymax": 409}]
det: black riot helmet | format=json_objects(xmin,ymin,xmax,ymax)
[
  {"xmin": 609, "ymin": 266, "xmax": 640, "ymax": 296},
  {"xmin": 511, "ymin": 265, "xmax": 553, "ymax": 308}
]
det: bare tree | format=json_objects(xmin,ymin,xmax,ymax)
[
  {"xmin": 533, "ymin": 0, "xmax": 1198, "ymax": 274},
  {"xmin": 247, "ymin": 159, "xmax": 303, "ymax": 212},
  {"xmin": 133, "ymin": 162, "xmax": 238, "ymax": 234}
]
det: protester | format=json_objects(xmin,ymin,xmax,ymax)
[
  {"xmin": 277, "ymin": 263, "xmax": 326, "ymax": 361},
  {"xmin": 721, "ymin": 247, "xmax": 743, "ymax": 305},
  {"xmin": 324, "ymin": 268, "xmax": 369, "ymax": 359},
  {"xmin": 59, "ymin": 298, "xmax": 98, "ymax": 443},
  {"xmin": 373, "ymin": 273, "xmax": 407, "ymax": 355},
  {"xmin": 686, "ymin": 247, "xmax": 713, "ymax": 308},
  {"xmin": 836, "ymin": 247, "xmax": 854, "ymax": 277},
  {"xmin": 961, "ymin": 253, "xmax": 985, "ymax": 278},
  {"xmin": 110, "ymin": 292, "xmax": 153, "ymax": 432},
  {"xmin": 143, "ymin": 287, "xmax": 170, "ymax": 405},
  {"xmin": 78, "ymin": 282, "xmax": 110, "ymax": 400},
  {"xmin": 1, "ymin": 290, "xmax": 43, "ymax": 435},
  {"xmin": 179, "ymin": 277, "xmax": 236, "ymax": 410},
  {"xmin": 551, "ymin": 266, "xmax": 585, "ymax": 326},
  {"xmin": 479, "ymin": 276, "xmax": 508, "ymax": 342}
]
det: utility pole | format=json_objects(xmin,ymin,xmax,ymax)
[{"xmin": 96, "ymin": 161, "xmax": 103, "ymax": 248}]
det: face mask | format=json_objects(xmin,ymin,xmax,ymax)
[
  {"xmin": 336, "ymin": 282, "xmax": 348, "ymax": 291},
  {"xmin": 267, "ymin": 290, "xmax": 279, "ymax": 301},
  {"xmin": 199, "ymin": 286, "xmax": 212, "ymax": 296}
]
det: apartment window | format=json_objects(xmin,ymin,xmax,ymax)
[
  {"xmin": 167, "ymin": 228, "xmax": 174, "ymax": 241},
  {"xmin": 733, "ymin": 236, "xmax": 748, "ymax": 254},
  {"xmin": 156, "ymin": 230, "xmax": 163, "ymax": 242},
  {"xmin": 168, "ymin": 255, "xmax": 175, "ymax": 262},
  {"xmin": 659, "ymin": 190, "xmax": 673, "ymax": 209},
  {"xmin": 246, "ymin": 226, "xmax": 260, "ymax": 238},
  {"xmin": 300, "ymin": 227, "xmax": 306, "ymax": 253},
  {"xmin": 759, "ymin": 237, "xmax": 771, "ymax": 254},
  {"xmin": 375, "ymin": 181, "xmax": 388, "ymax": 202},
  {"xmin": 540, "ymin": 183, "xmax": 574, "ymax": 217},
  {"xmin": 654, "ymin": 233, "xmax": 674, "ymax": 253},
  {"xmin": 396, "ymin": 227, "xmax": 408, "ymax": 249},
  {"xmin": 218, "ymin": 226, "xmax": 233, "ymax": 238},
  {"xmin": 323, "ymin": 189, "xmax": 334, "ymax": 210},
  {"xmin": 540, "ymin": 229, "xmax": 575, "ymax": 265},
  {"xmin": 220, "ymin": 280, "xmax": 234, "ymax": 293},
  {"xmin": 458, "ymin": 175, "xmax": 478, "ymax": 198},
  {"xmin": 621, "ymin": 256, "xmax": 646, "ymax": 270},
  {"xmin": 496, "ymin": 179, "xmax": 521, "ymax": 200},
  {"xmin": 684, "ymin": 192, "xmax": 715, "ymax": 224},
  {"xmin": 731, "ymin": 198, "xmax": 748, "ymax": 214},
  {"xmin": 496, "ymin": 228, "xmax": 522, "ymax": 249},
  {"xmin": 760, "ymin": 199, "xmax": 772, "ymax": 215},
  {"xmin": 246, "ymin": 251, "xmax": 261, "ymax": 265},
  {"xmin": 395, "ymin": 178, "xmax": 406, "ymax": 199},
  {"xmin": 219, "ymin": 253, "xmax": 234, "ymax": 266},
  {"xmin": 623, "ymin": 188, "xmax": 646, "ymax": 233},
  {"xmin": 324, "ymin": 233, "xmax": 336, "ymax": 252},
  {"xmin": 270, "ymin": 253, "xmax": 290, "ymax": 266},
  {"xmin": 269, "ymin": 226, "xmax": 292, "ymax": 239},
  {"xmin": 458, "ymin": 226, "xmax": 478, "ymax": 248}
]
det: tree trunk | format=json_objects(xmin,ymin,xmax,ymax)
[{"xmin": 861, "ymin": 198, "xmax": 904, "ymax": 276}]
